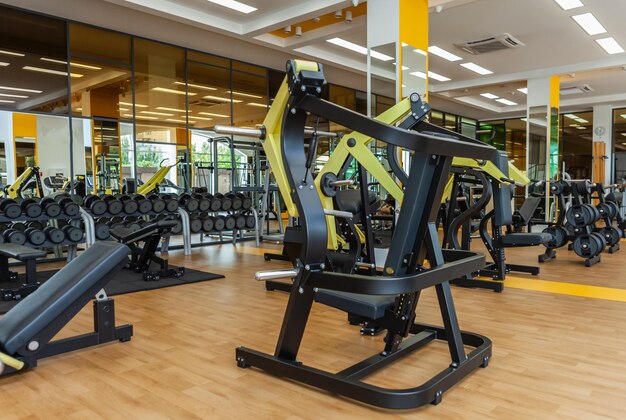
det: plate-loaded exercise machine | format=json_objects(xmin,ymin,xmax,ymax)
[
  {"xmin": 235, "ymin": 60, "xmax": 493, "ymax": 409},
  {"xmin": 0, "ymin": 241, "xmax": 132, "ymax": 375}
]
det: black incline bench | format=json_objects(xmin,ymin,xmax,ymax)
[{"xmin": 0, "ymin": 241, "xmax": 132, "ymax": 376}]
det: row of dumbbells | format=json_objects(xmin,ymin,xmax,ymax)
[
  {"xmin": 187, "ymin": 213, "xmax": 256, "ymax": 233},
  {"xmin": 0, "ymin": 220, "xmax": 83, "ymax": 245},
  {"xmin": 83, "ymin": 193, "xmax": 177, "ymax": 216},
  {"xmin": 179, "ymin": 192, "xmax": 253, "ymax": 213},
  {"xmin": 0, "ymin": 195, "xmax": 79, "ymax": 219}
]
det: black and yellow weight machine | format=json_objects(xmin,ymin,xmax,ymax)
[
  {"xmin": 235, "ymin": 60, "xmax": 493, "ymax": 409},
  {"xmin": 3, "ymin": 166, "xmax": 44, "ymax": 199}
]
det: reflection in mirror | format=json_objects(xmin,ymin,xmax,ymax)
[
  {"xmin": 72, "ymin": 117, "xmax": 91, "ymax": 194},
  {"xmin": 400, "ymin": 43, "xmax": 427, "ymax": 100},
  {"xmin": 93, "ymin": 120, "xmax": 121, "ymax": 194},
  {"xmin": 528, "ymin": 106, "xmax": 548, "ymax": 182}
]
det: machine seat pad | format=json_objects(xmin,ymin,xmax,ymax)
[
  {"xmin": 0, "ymin": 242, "xmax": 130, "ymax": 355},
  {"xmin": 334, "ymin": 190, "xmax": 380, "ymax": 215},
  {"xmin": 315, "ymin": 289, "xmax": 394, "ymax": 320},
  {"xmin": 0, "ymin": 244, "xmax": 46, "ymax": 260},
  {"xmin": 497, "ymin": 232, "xmax": 552, "ymax": 247}
]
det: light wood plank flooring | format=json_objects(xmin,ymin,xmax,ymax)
[{"xmin": 0, "ymin": 241, "xmax": 625, "ymax": 419}]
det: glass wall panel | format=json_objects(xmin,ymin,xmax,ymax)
[
  {"xmin": 69, "ymin": 24, "xmax": 133, "ymax": 120},
  {"xmin": 0, "ymin": 6, "xmax": 68, "ymax": 113},
  {"xmin": 613, "ymin": 110, "xmax": 626, "ymax": 182},
  {"xmin": 134, "ymin": 39, "xmax": 186, "ymax": 136},
  {"xmin": 187, "ymin": 61, "xmax": 231, "ymax": 130},
  {"xmin": 561, "ymin": 112, "xmax": 592, "ymax": 180},
  {"xmin": 232, "ymin": 67, "xmax": 268, "ymax": 129}
]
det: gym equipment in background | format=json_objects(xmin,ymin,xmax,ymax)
[
  {"xmin": 4, "ymin": 167, "xmax": 44, "ymax": 199},
  {"xmin": 236, "ymin": 60, "xmax": 493, "ymax": 410}
]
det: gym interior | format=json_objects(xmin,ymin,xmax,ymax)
[{"xmin": 0, "ymin": 0, "xmax": 624, "ymax": 417}]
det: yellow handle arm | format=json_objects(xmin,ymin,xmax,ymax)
[{"xmin": 0, "ymin": 352, "xmax": 24, "ymax": 371}]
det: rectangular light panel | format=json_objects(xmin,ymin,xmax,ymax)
[
  {"xmin": 596, "ymin": 37, "xmax": 625, "ymax": 55},
  {"xmin": 460, "ymin": 62, "xmax": 493, "ymax": 75},
  {"xmin": 428, "ymin": 46, "xmax": 462, "ymax": 62},
  {"xmin": 480, "ymin": 93, "xmax": 499, "ymax": 99},
  {"xmin": 496, "ymin": 98, "xmax": 517, "ymax": 106},
  {"xmin": 572, "ymin": 13, "xmax": 606, "ymax": 36},
  {"xmin": 207, "ymin": 0, "xmax": 257, "ymax": 14},
  {"xmin": 327, "ymin": 38, "xmax": 394, "ymax": 61},
  {"xmin": 554, "ymin": 0, "xmax": 583, "ymax": 10}
]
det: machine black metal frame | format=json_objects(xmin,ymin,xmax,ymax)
[{"xmin": 236, "ymin": 60, "xmax": 493, "ymax": 409}]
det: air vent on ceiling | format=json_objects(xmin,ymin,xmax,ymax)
[
  {"xmin": 455, "ymin": 33, "xmax": 525, "ymax": 55},
  {"xmin": 560, "ymin": 84, "xmax": 594, "ymax": 96}
]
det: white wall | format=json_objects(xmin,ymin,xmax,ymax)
[
  {"xmin": 71, "ymin": 118, "xmax": 90, "ymax": 176},
  {"xmin": 0, "ymin": 111, "xmax": 14, "ymax": 185},
  {"xmin": 36, "ymin": 115, "xmax": 72, "ymax": 179}
]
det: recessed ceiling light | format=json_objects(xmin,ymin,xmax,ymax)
[
  {"xmin": 173, "ymin": 81, "xmax": 217, "ymax": 91},
  {"xmin": 596, "ymin": 37, "xmax": 625, "ymax": 55},
  {"xmin": 496, "ymin": 98, "xmax": 517, "ymax": 106},
  {"xmin": 192, "ymin": 116, "xmax": 214, "ymax": 121},
  {"xmin": 23, "ymin": 66, "xmax": 83, "ymax": 78},
  {"xmin": 0, "ymin": 50, "xmax": 24, "ymax": 57},
  {"xmin": 460, "ymin": 62, "xmax": 493, "ymax": 75},
  {"xmin": 126, "ymin": 114, "xmax": 158, "ymax": 120},
  {"xmin": 0, "ymin": 86, "xmax": 42, "ymax": 93},
  {"xmin": 71, "ymin": 62, "xmax": 102, "ymax": 70},
  {"xmin": 165, "ymin": 118, "xmax": 189, "ymax": 124},
  {"xmin": 141, "ymin": 111, "xmax": 174, "ymax": 116},
  {"xmin": 206, "ymin": 0, "xmax": 257, "ymax": 14},
  {"xmin": 0, "ymin": 93, "xmax": 28, "ymax": 99},
  {"xmin": 228, "ymin": 90, "xmax": 263, "ymax": 99},
  {"xmin": 480, "ymin": 93, "xmax": 499, "ymax": 99},
  {"xmin": 428, "ymin": 46, "xmax": 462, "ymax": 62},
  {"xmin": 392, "ymin": 62, "xmax": 410, "ymax": 70},
  {"xmin": 0, "ymin": 99, "xmax": 16, "ymax": 103},
  {"xmin": 198, "ymin": 112, "xmax": 229, "ymax": 118},
  {"xmin": 156, "ymin": 107, "xmax": 187, "ymax": 113},
  {"xmin": 554, "ymin": 0, "xmax": 583, "ymax": 10},
  {"xmin": 120, "ymin": 101, "xmax": 148, "ymax": 108},
  {"xmin": 152, "ymin": 87, "xmax": 196, "ymax": 96},
  {"xmin": 564, "ymin": 114, "xmax": 579, "ymax": 120},
  {"xmin": 203, "ymin": 95, "xmax": 241, "ymax": 103},
  {"xmin": 621, "ymin": 114, "xmax": 626, "ymax": 119},
  {"xmin": 40, "ymin": 57, "xmax": 67, "ymax": 65},
  {"xmin": 0, "ymin": 62, "xmax": 9, "ymax": 67},
  {"xmin": 576, "ymin": 126, "xmax": 585, "ymax": 130},
  {"xmin": 246, "ymin": 102, "xmax": 268, "ymax": 108},
  {"xmin": 575, "ymin": 117, "xmax": 588, "ymax": 123},
  {"xmin": 621, "ymin": 133, "xmax": 626, "ymax": 136},
  {"xmin": 572, "ymin": 13, "xmax": 606, "ymax": 36},
  {"xmin": 409, "ymin": 71, "xmax": 451, "ymax": 82},
  {"xmin": 414, "ymin": 49, "xmax": 427, "ymax": 56},
  {"xmin": 517, "ymin": 88, "xmax": 528, "ymax": 94},
  {"xmin": 326, "ymin": 38, "xmax": 394, "ymax": 61}
]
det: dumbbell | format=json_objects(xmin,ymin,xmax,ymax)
[
  {"xmin": 0, "ymin": 198, "xmax": 22, "ymax": 219},
  {"xmin": 3, "ymin": 228, "xmax": 26, "ymax": 245},
  {"xmin": 193, "ymin": 194, "xmax": 211, "ymax": 212},
  {"xmin": 148, "ymin": 194, "xmax": 166, "ymax": 213},
  {"xmin": 40, "ymin": 197, "xmax": 62, "ymax": 218},
  {"xmin": 170, "ymin": 218, "xmax": 183, "ymax": 235},
  {"xmin": 193, "ymin": 187, "xmax": 208, "ymax": 194},
  {"xmin": 25, "ymin": 227, "xmax": 45, "ymax": 246},
  {"xmin": 11, "ymin": 222, "xmax": 27, "ymax": 232},
  {"xmin": 214, "ymin": 193, "xmax": 232, "ymax": 211},
  {"xmin": 235, "ymin": 214, "xmax": 246, "ymax": 230},
  {"xmin": 226, "ymin": 193, "xmax": 243, "ymax": 211},
  {"xmin": 160, "ymin": 194, "xmax": 179, "ymax": 213},
  {"xmin": 225, "ymin": 215, "xmax": 236, "ymax": 230},
  {"xmin": 107, "ymin": 216, "xmax": 125, "ymax": 230},
  {"xmin": 116, "ymin": 194, "xmax": 139, "ymax": 214},
  {"xmin": 62, "ymin": 225, "xmax": 83, "ymax": 242},
  {"xmin": 237, "ymin": 193, "xmax": 252, "ymax": 210},
  {"xmin": 189, "ymin": 215, "xmax": 203, "ymax": 233},
  {"xmin": 125, "ymin": 221, "xmax": 142, "ymax": 232},
  {"xmin": 101, "ymin": 195, "xmax": 123, "ymax": 215},
  {"xmin": 245, "ymin": 214, "xmax": 256, "ymax": 229},
  {"xmin": 205, "ymin": 194, "xmax": 222, "ymax": 212},
  {"xmin": 132, "ymin": 194, "xmax": 153, "ymax": 214},
  {"xmin": 18, "ymin": 198, "xmax": 42, "ymax": 218},
  {"xmin": 201, "ymin": 215, "xmax": 214, "ymax": 232},
  {"xmin": 43, "ymin": 226, "xmax": 65, "ymax": 244},
  {"xmin": 179, "ymin": 193, "xmax": 199, "ymax": 212},
  {"xmin": 94, "ymin": 221, "xmax": 110, "ymax": 240},
  {"xmin": 213, "ymin": 216, "xmax": 226, "ymax": 231},
  {"xmin": 55, "ymin": 195, "xmax": 80, "ymax": 217},
  {"xmin": 84, "ymin": 195, "xmax": 108, "ymax": 216}
]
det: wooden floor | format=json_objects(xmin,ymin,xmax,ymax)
[{"xmin": 1, "ymin": 240, "xmax": 626, "ymax": 419}]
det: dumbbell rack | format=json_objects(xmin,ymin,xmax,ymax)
[
  {"xmin": 81, "ymin": 208, "xmax": 193, "ymax": 255},
  {"xmin": 0, "ymin": 211, "xmax": 88, "ymax": 262},
  {"xmin": 173, "ymin": 207, "xmax": 260, "ymax": 249}
]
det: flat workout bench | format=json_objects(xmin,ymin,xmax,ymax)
[
  {"xmin": 0, "ymin": 241, "xmax": 132, "ymax": 375},
  {"xmin": 0, "ymin": 244, "xmax": 46, "ymax": 284}
]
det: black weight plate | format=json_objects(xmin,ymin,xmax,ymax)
[
  {"xmin": 63, "ymin": 202, "xmax": 80, "ymax": 217},
  {"xmin": 137, "ymin": 200, "xmax": 152, "ymax": 213},
  {"xmin": 122, "ymin": 200, "xmax": 139, "ymax": 214},
  {"xmin": 225, "ymin": 216, "xmax": 236, "ymax": 230},
  {"xmin": 165, "ymin": 200, "xmax": 179, "ymax": 212},
  {"xmin": 220, "ymin": 198, "xmax": 232, "ymax": 211},
  {"xmin": 202, "ymin": 217, "xmax": 214, "ymax": 232},
  {"xmin": 95, "ymin": 224, "xmax": 110, "ymax": 240},
  {"xmin": 231, "ymin": 197, "xmax": 243, "ymax": 210},
  {"xmin": 151, "ymin": 199, "xmax": 166, "ymax": 213},
  {"xmin": 555, "ymin": 226, "xmax": 569, "ymax": 248},
  {"xmin": 91, "ymin": 200, "xmax": 108, "ymax": 216},
  {"xmin": 197, "ymin": 198, "xmax": 211, "ymax": 212},
  {"xmin": 245, "ymin": 215, "xmax": 255, "ymax": 228},
  {"xmin": 241, "ymin": 196, "xmax": 252, "ymax": 210},
  {"xmin": 107, "ymin": 200, "xmax": 123, "ymax": 215},
  {"xmin": 27, "ymin": 230, "xmax": 46, "ymax": 246},
  {"xmin": 67, "ymin": 228, "xmax": 83, "ymax": 242},
  {"xmin": 214, "ymin": 218, "xmax": 226, "ymax": 231},
  {"xmin": 190, "ymin": 218, "xmax": 203, "ymax": 233},
  {"xmin": 8, "ymin": 231, "xmax": 26, "ymax": 245},
  {"xmin": 171, "ymin": 220, "xmax": 183, "ymax": 235},
  {"xmin": 24, "ymin": 204, "xmax": 42, "ymax": 218},
  {"xmin": 3, "ymin": 204, "xmax": 21, "ymax": 219},
  {"xmin": 210, "ymin": 198, "xmax": 221, "ymax": 211},
  {"xmin": 48, "ymin": 229, "xmax": 65, "ymax": 244},
  {"xmin": 235, "ymin": 215, "xmax": 246, "ymax": 229},
  {"xmin": 43, "ymin": 203, "xmax": 61, "ymax": 217}
]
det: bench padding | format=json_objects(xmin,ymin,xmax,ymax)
[
  {"xmin": 0, "ymin": 242, "xmax": 130, "ymax": 355},
  {"xmin": 497, "ymin": 232, "xmax": 551, "ymax": 247},
  {"xmin": 0, "ymin": 244, "xmax": 46, "ymax": 260},
  {"xmin": 315, "ymin": 289, "xmax": 394, "ymax": 319}
]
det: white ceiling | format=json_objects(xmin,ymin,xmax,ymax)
[{"xmin": 33, "ymin": 0, "xmax": 626, "ymax": 119}]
